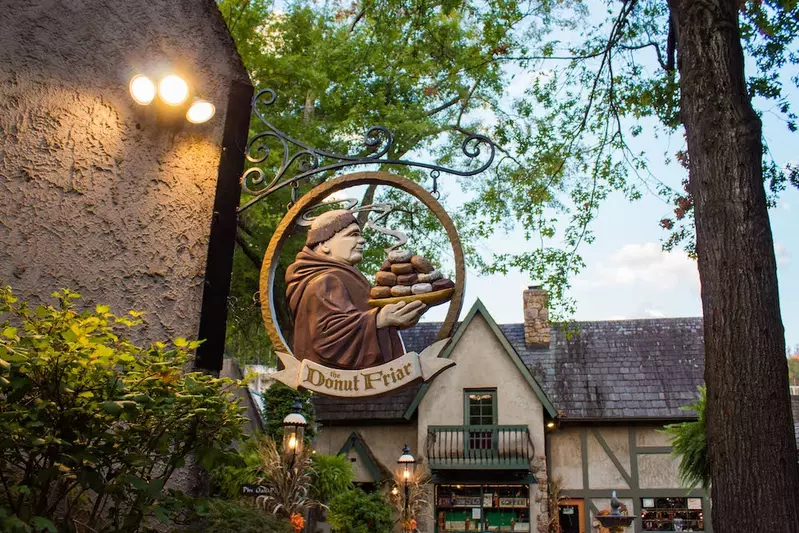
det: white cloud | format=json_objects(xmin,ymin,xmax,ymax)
[
  {"xmin": 579, "ymin": 242, "xmax": 700, "ymax": 291},
  {"xmin": 775, "ymin": 242, "xmax": 792, "ymax": 267},
  {"xmin": 645, "ymin": 308, "xmax": 666, "ymax": 318}
]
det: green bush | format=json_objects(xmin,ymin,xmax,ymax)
[
  {"xmin": 0, "ymin": 288, "xmax": 248, "ymax": 532},
  {"xmin": 309, "ymin": 453, "xmax": 354, "ymax": 505},
  {"xmin": 187, "ymin": 498, "xmax": 292, "ymax": 533},
  {"xmin": 327, "ymin": 488, "xmax": 394, "ymax": 533},
  {"xmin": 261, "ymin": 381, "xmax": 315, "ymax": 445}
]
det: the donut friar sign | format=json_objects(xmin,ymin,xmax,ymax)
[{"xmin": 260, "ymin": 171, "xmax": 465, "ymax": 397}]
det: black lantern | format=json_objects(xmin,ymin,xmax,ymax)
[
  {"xmin": 282, "ymin": 400, "xmax": 307, "ymax": 460},
  {"xmin": 397, "ymin": 444, "xmax": 416, "ymax": 531},
  {"xmin": 398, "ymin": 444, "xmax": 416, "ymax": 483}
]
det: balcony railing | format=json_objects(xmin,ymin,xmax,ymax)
[{"xmin": 426, "ymin": 425, "xmax": 534, "ymax": 470}]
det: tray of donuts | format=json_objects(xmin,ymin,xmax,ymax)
[{"xmin": 367, "ymin": 249, "xmax": 456, "ymax": 308}]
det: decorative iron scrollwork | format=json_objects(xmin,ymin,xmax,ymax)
[{"xmin": 238, "ymin": 88, "xmax": 497, "ymax": 213}]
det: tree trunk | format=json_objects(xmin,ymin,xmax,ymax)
[{"xmin": 668, "ymin": 0, "xmax": 799, "ymax": 531}]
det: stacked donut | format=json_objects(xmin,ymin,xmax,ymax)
[{"xmin": 370, "ymin": 250, "xmax": 456, "ymax": 300}]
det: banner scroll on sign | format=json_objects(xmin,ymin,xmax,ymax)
[{"xmin": 271, "ymin": 339, "xmax": 454, "ymax": 397}]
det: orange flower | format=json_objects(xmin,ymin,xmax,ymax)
[{"xmin": 290, "ymin": 513, "xmax": 305, "ymax": 532}]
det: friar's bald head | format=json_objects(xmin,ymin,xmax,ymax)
[{"xmin": 307, "ymin": 210, "xmax": 365, "ymax": 265}]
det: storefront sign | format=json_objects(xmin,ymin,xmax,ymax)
[
  {"xmin": 259, "ymin": 172, "xmax": 465, "ymax": 399},
  {"xmin": 688, "ymin": 498, "xmax": 702, "ymax": 510},
  {"xmin": 271, "ymin": 339, "xmax": 453, "ymax": 397}
]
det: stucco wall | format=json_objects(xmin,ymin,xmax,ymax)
[
  {"xmin": 550, "ymin": 428, "xmax": 584, "ymax": 489},
  {"xmin": 0, "ymin": 0, "xmax": 250, "ymax": 344}
]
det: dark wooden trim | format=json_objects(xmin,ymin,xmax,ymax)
[
  {"xmin": 580, "ymin": 429, "xmax": 590, "ymax": 532},
  {"xmin": 635, "ymin": 446, "xmax": 673, "ymax": 454},
  {"xmin": 629, "ymin": 428, "xmax": 642, "ymax": 531},
  {"xmin": 563, "ymin": 488, "xmax": 706, "ymax": 498},
  {"xmin": 195, "ymin": 79, "xmax": 254, "ymax": 371},
  {"xmin": 557, "ymin": 416, "xmax": 696, "ymax": 427}
]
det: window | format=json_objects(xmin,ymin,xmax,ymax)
[
  {"xmin": 464, "ymin": 389, "xmax": 496, "ymax": 450},
  {"xmin": 465, "ymin": 390, "xmax": 496, "ymax": 425},
  {"xmin": 641, "ymin": 497, "xmax": 704, "ymax": 531}
]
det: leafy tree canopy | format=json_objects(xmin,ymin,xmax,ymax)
[{"xmin": 218, "ymin": 0, "xmax": 798, "ymax": 363}]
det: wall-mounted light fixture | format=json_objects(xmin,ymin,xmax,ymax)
[{"xmin": 128, "ymin": 73, "xmax": 215, "ymax": 124}]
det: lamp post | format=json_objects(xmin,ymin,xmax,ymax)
[
  {"xmin": 282, "ymin": 399, "xmax": 307, "ymax": 467},
  {"xmin": 397, "ymin": 444, "xmax": 416, "ymax": 532}
]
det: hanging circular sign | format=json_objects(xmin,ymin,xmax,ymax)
[{"xmin": 259, "ymin": 171, "xmax": 464, "ymax": 397}]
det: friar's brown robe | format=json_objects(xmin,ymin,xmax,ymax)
[{"xmin": 285, "ymin": 247, "xmax": 404, "ymax": 369}]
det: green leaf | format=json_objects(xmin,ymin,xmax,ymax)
[
  {"xmin": 152, "ymin": 506, "xmax": 169, "ymax": 524},
  {"xmin": 174, "ymin": 337, "xmax": 189, "ymax": 348},
  {"xmin": 101, "ymin": 401, "xmax": 123, "ymax": 416},
  {"xmin": 31, "ymin": 516, "xmax": 57, "ymax": 533},
  {"xmin": 2, "ymin": 327, "xmax": 17, "ymax": 339}
]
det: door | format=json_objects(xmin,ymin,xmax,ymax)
[{"xmin": 558, "ymin": 499, "xmax": 585, "ymax": 533}]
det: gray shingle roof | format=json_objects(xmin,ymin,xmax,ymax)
[
  {"xmin": 311, "ymin": 324, "xmax": 444, "ymax": 422},
  {"xmin": 314, "ymin": 316, "xmax": 707, "ymax": 422},
  {"xmin": 504, "ymin": 318, "xmax": 705, "ymax": 420}
]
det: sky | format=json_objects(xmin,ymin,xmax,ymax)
[{"xmin": 420, "ymin": 69, "xmax": 799, "ymax": 351}]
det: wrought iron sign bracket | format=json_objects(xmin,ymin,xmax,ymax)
[{"xmin": 237, "ymin": 88, "xmax": 498, "ymax": 213}]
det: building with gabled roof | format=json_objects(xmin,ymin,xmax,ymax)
[{"xmin": 312, "ymin": 287, "xmax": 715, "ymax": 533}]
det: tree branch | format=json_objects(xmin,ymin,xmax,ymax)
[
  {"xmin": 236, "ymin": 231, "xmax": 264, "ymax": 268},
  {"xmin": 425, "ymin": 95, "xmax": 462, "ymax": 116}
]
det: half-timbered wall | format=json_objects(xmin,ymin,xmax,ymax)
[{"xmin": 548, "ymin": 425, "xmax": 711, "ymax": 533}]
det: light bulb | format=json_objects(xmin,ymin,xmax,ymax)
[
  {"xmin": 288, "ymin": 435, "xmax": 297, "ymax": 450},
  {"xmin": 392, "ymin": 487, "xmax": 399, "ymax": 496},
  {"xmin": 129, "ymin": 75, "xmax": 156, "ymax": 105},
  {"xmin": 158, "ymin": 75, "xmax": 189, "ymax": 106},
  {"xmin": 402, "ymin": 470, "xmax": 410, "ymax": 480},
  {"xmin": 186, "ymin": 99, "xmax": 215, "ymax": 123}
]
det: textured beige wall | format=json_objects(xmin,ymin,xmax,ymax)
[
  {"xmin": 314, "ymin": 424, "xmax": 419, "ymax": 482},
  {"xmin": 550, "ymin": 428, "xmax": 584, "ymax": 490},
  {"xmin": 636, "ymin": 427, "xmax": 671, "ymax": 447},
  {"xmin": 588, "ymin": 428, "xmax": 631, "ymax": 490},
  {"xmin": 638, "ymin": 453, "xmax": 681, "ymax": 489},
  {"xmin": 416, "ymin": 312, "xmax": 546, "ymax": 531},
  {"xmin": 0, "ymin": 0, "xmax": 249, "ymax": 344}
]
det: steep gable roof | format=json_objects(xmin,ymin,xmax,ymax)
[
  {"xmin": 404, "ymin": 299, "xmax": 558, "ymax": 419},
  {"xmin": 338, "ymin": 431, "xmax": 392, "ymax": 482}
]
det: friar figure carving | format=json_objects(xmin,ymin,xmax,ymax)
[{"xmin": 285, "ymin": 209, "xmax": 427, "ymax": 370}]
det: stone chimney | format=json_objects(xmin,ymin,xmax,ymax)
[{"xmin": 523, "ymin": 285, "xmax": 550, "ymax": 347}]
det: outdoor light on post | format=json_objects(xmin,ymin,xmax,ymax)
[
  {"xmin": 397, "ymin": 444, "xmax": 416, "ymax": 532},
  {"xmin": 282, "ymin": 399, "xmax": 307, "ymax": 465}
]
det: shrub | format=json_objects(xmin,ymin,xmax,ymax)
[
  {"xmin": 187, "ymin": 498, "xmax": 292, "ymax": 533},
  {"xmin": 309, "ymin": 453, "xmax": 354, "ymax": 505},
  {"xmin": 0, "ymin": 288, "xmax": 248, "ymax": 532},
  {"xmin": 327, "ymin": 488, "xmax": 394, "ymax": 533}
]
